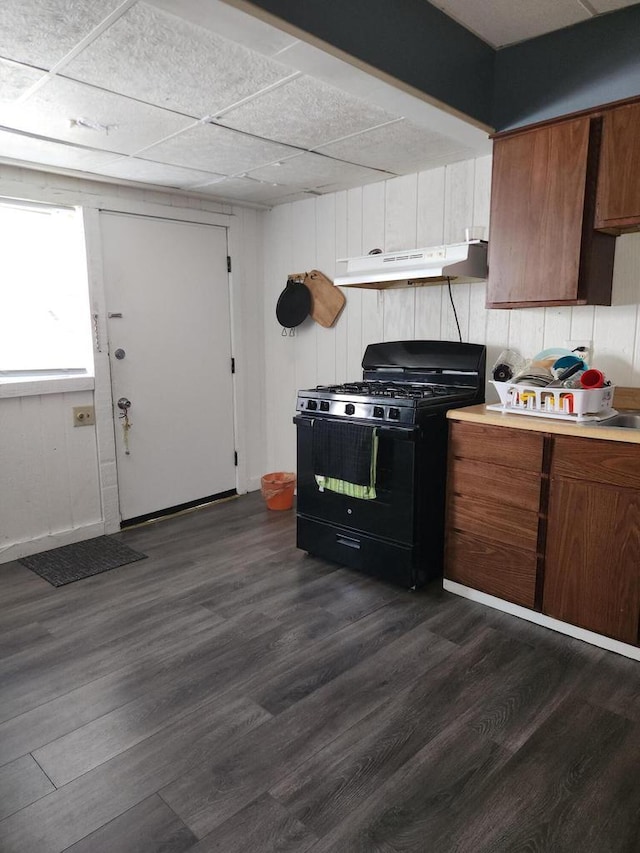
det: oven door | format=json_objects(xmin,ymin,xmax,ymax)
[{"xmin": 294, "ymin": 414, "xmax": 419, "ymax": 544}]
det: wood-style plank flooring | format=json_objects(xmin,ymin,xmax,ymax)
[{"xmin": 1, "ymin": 492, "xmax": 640, "ymax": 852}]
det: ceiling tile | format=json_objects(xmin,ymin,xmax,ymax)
[
  {"xmin": 588, "ymin": 0, "xmax": 640, "ymax": 10},
  {"xmin": 64, "ymin": 2, "xmax": 292, "ymax": 118},
  {"xmin": 218, "ymin": 75, "xmax": 397, "ymax": 148},
  {"xmin": 0, "ymin": 129, "xmax": 117, "ymax": 171},
  {"xmin": 0, "ymin": 0, "xmax": 124, "ymax": 68},
  {"xmin": 140, "ymin": 123, "xmax": 297, "ymax": 175},
  {"xmin": 0, "ymin": 59, "xmax": 46, "ymax": 101},
  {"xmin": 146, "ymin": 0, "xmax": 297, "ymax": 57},
  {"xmin": 432, "ymin": 0, "xmax": 590, "ymax": 47},
  {"xmin": 194, "ymin": 177, "xmax": 303, "ymax": 203},
  {"xmin": 0, "ymin": 76, "xmax": 195, "ymax": 155},
  {"xmin": 97, "ymin": 156, "xmax": 221, "ymax": 188},
  {"xmin": 247, "ymin": 151, "xmax": 389, "ymax": 189},
  {"xmin": 314, "ymin": 120, "xmax": 475, "ymax": 173}
]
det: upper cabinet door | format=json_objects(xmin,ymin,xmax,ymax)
[
  {"xmin": 596, "ymin": 101, "xmax": 640, "ymax": 233},
  {"xmin": 487, "ymin": 116, "xmax": 615, "ymax": 308}
]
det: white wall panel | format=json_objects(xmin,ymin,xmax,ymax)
[
  {"xmin": 291, "ymin": 200, "xmax": 318, "ymax": 400},
  {"xmin": 0, "ymin": 391, "xmax": 101, "ymax": 561},
  {"xmin": 345, "ymin": 188, "xmax": 365, "ymax": 380},
  {"xmin": 264, "ymin": 202, "xmax": 296, "ymax": 473},
  {"xmin": 384, "ymin": 288, "xmax": 415, "ymax": 341},
  {"xmin": 263, "ymin": 153, "xmax": 640, "ymax": 471},
  {"xmin": 315, "ymin": 195, "xmax": 338, "ymax": 387},
  {"xmin": 417, "ymin": 167, "xmax": 445, "ymax": 246},
  {"xmin": 443, "ymin": 160, "xmax": 475, "ymax": 244},
  {"xmin": 334, "ymin": 191, "xmax": 349, "ymax": 386},
  {"xmin": 385, "ymin": 174, "xmax": 418, "ymax": 252}
]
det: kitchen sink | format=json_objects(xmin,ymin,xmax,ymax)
[{"xmin": 597, "ymin": 411, "xmax": 640, "ymax": 429}]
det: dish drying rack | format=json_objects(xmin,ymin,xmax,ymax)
[{"xmin": 487, "ymin": 381, "xmax": 616, "ymax": 423}]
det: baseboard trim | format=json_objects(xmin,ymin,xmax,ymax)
[
  {"xmin": 1, "ymin": 522, "xmax": 106, "ymax": 565},
  {"xmin": 443, "ymin": 579, "xmax": 640, "ymax": 662}
]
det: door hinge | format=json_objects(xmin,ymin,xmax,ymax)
[
  {"xmin": 231, "ymin": 357, "xmax": 235, "ymax": 374},
  {"xmin": 234, "ymin": 450, "xmax": 238, "ymax": 466},
  {"xmin": 227, "ymin": 256, "xmax": 232, "ymax": 273}
]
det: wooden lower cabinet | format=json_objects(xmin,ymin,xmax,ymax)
[
  {"xmin": 445, "ymin": 421, "xmax": 640, "ymax": 647},
  {"xmin": 445, "ymin": 422, "xmax": 543, "ymax": 609},
  {"xmin": 543, "ymin": 477, "xmax": 640, "ymax": 645}
]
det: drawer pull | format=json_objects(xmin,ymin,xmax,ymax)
[{"xmin": 336, "ymin": 535, "xmax": 360, "ymax": 549}]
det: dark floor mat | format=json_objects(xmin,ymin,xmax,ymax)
[{"xmin": 19, "ymin": 536, "xmax": 147, "ymax": 587}]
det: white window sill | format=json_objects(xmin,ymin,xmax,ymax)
[{"xmin": 0, "ymin": 374, "xmax": 95, "ymax": 399}]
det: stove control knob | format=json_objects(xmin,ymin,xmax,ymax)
[
  {"xmin": 389, "ymin": 407, "xmax": 400, "ymax": 420},
  {"xmin": 345, "ymin": 403, "xmax": 355, "ymax": 415},
  {"xmin": 320, "ymin": 400, "xmax": 330, "ymax": 411},
  {"xmin": 306, "ymin": 400, "xmax": 317, "ymax": 411},
  {"xmin": 373, "ymin": 406, "xmax": 384, "ymax": 418}
]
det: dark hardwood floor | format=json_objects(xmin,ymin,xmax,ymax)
[{"xmin": 1, "ymin": 492, "xmax": 640, "ymax": 852}]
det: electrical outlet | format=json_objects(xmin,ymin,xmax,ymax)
[
  {"xmin": 565, "ymin": 339, "xmax": 592, "ymax": 365},
  {"xmin": 73, "ymin": 406, "xmax": 95, "ymax": 426}
]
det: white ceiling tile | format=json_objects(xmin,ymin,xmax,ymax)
[
  {"xmin": 146, "ymin": 0, "xmax": 298, "ymax": 57},
  {"xmin": 0, "ymin": 0, "xmax": 124, "ymax": 68},
  {"xmin": 588, "ymin": 0, "xmax": 640, "ymax": 10},
  {"xmin": 64, "ymin": 2, "xmax": 292, "ymax": 118},
  {"xmin": 315, "ymin": 121, "xmax": 475, "ymax": 174},
  {"xmin": 0, "ymin": 129, "xmax": 117, "ymax": 171},
  {"xmin": 0, "ymin": 76, "xmax": 195, "ymax": 155},
  {"xmin": 219, "ymin": 75, "xmax": 397, "ymax": 148},
  {"xmin": 97, "ymin": 156, "xmax": 221, "ymax": 188},
  {"xmin": 432, "ymin": 0, "xmax": 590, "ymax": 47},
  {"xmin": 247, "ymin": 152, "xmax": 389, "ymax": 189},
  {"xmin": 140, "ymin": 123, "xmax": 297, "ymax": 175},
  {"xmin": 194, "ymin": 177, "xmax": 302, "ymax": 203},
  {"xmin": 0, "ymin": 60, "xmax": 46, "ymax": 101}
]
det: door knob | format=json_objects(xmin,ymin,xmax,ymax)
[
  {"xmin": 114, "ymin": 348, "xmax": 126, "ymax": 360},
  {"xmin": 117, "ymin": 397, "xmax": 131, "ymax": 411}
]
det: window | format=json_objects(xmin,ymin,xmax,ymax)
[{"xmin": 0, "ymin": 199, "xmax": 93, "ymax": 376}]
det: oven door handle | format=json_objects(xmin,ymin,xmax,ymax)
[{"xmin": 293, "ymin": 414, "xmax": 418, "ymax": 439}]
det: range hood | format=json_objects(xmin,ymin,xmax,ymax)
[{"xmin": 334, "ymin": 241, "xmax": 488, "ymax": 289}]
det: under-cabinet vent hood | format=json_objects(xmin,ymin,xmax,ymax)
[{"xmin": 335, "ymin": 241, "xmax": 488, "ymax": 289}]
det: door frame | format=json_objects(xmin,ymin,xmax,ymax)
[{"xmin": 84, "ymin": 203, "xmax": 244, "ymax": 533}]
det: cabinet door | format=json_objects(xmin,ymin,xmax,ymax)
[
  {"xmin": 543, "ymin": 477, "xmax": 640, "ymax": 645},
  {"xmin": 487, "ymin": 117, "xmax": 615, "ymax": 308},
  {"xmin": 596, "ymin": 101, "xmax": 640, "ymax": 232},
  {"xmin": 488, "ymin": 118, "xmax": 589, "ymax": 306}
]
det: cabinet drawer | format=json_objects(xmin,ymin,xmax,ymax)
[
  {"xmin": 448, "ymin": 457, "xmax": 541, "ymax": 512},
  {"xmin": 449, "ymin": 422, "xmax": 544, "ymax": 471},
  {"xmin": 552, "ymin": 436, "xmax": 640, "ymax": 489},
  {"xmin": 448, "ymin": 493, "xmax": 539, "ymax": 551},
  {"xmin": 446, "ymin": 530, "xmax": 537, "ymax": 608}
]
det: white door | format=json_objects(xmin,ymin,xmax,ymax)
[{"xmin": 100, "ymin": 212, "xmax": 236, "ymax": 522}]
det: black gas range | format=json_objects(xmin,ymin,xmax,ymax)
[{"xmin": 294, "ymin": 340, "xmax": 486, "ymax": 588}]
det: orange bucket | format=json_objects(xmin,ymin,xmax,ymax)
[{"xmin": 261, "ymin": 472, "xmax": 296, "ymax": 510}]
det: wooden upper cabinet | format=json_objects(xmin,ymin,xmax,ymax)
[
  {"xmin": 595, "ymin": 101, "xmax": 640, "ymax": 233},
  {"xmin": 487, "ymin": 116, "xmax": 616, "ymax": 308}
]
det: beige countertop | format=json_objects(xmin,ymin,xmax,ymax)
[{"xmin": 447, "ymin": 403, "xmax": 640, "ymax": 444}]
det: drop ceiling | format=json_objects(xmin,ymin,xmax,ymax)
[
  {"xmin": 0, "ymin": 0, "xmax": 637, "ymax": 207},
  {"xmin": 431, "ymin": 0, "xmax": 639, "ymax": 48}
]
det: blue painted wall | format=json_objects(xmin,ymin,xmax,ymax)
[{"xmin": 494, "ymin": 4, "xmax": 640, "ymax": 130}]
